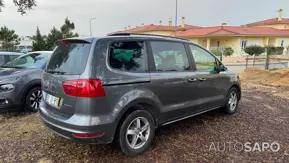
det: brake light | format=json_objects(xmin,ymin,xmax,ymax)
[
  {"xmin": 59, "ymin": 40, "xmax": 69, "ymax": 45},
  {"xmin": 62, "ymin": 79, "xmax": 105, "ymax": 98}
]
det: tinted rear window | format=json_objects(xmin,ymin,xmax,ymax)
[
  {"xmin": 109, "ymin": 41, "xmax": 146, "ymax": 72},
  {"xmin": 46, "ymin": 42, "xmax": 91, "ymax": 75}
]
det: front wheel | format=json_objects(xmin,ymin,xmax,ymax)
[
  {"xmin": 222, "ymin": 87, "xmax": 240, "ymax": 114},
  {"xmin": 25, "ymin": 87, "xmax": 42, "ymax": 112},
  {"xmin": 116, "ymin": 110, "xmax": 155, "ymax": 156}
]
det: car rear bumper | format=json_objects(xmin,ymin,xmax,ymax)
[{"xmin": 39, "ymin": 105, "xmax": 117, "ymax": 144}]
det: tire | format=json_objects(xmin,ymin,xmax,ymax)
[
  {"xmin": 116, "ymin": 110, "xmax": 155, "ymax": 156},
  {"xmin": 222, "ymin": 87, "xmax": 240, "ymax": 114},
  {"xmin": 25, "ymin": 87, "xmax": 42, "ymax": 112}
]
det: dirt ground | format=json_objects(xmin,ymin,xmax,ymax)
[
  {"xmin": 240, "ymin": 68, "xmax": 289, "ymax": 87},
  {"xmin": 0, "ymin": 69, "xmax": 289, "ymax": 163}
]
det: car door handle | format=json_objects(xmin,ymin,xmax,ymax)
[
  {"xmin": 188, "ymin": 78, "xmax": 197, "ymax": 82},
  {"xmin": 199, "ymin": 78, "xmax": 207, "ymax": 81}
]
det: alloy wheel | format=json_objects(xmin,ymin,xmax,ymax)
[
  {"xmin": 30, "ymin": 90, "xmax": 42, "ymax": 110},
  {"xmin": 228, "ymin": 91, "xmax": 238, "ymax": 111},
  {"xmin": 126, "ymin": 117, "xmax": 150, "ymax": 149}
]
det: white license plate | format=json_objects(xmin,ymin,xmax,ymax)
[{"xmin": 44, "ymin": 92, "xmax": 60, "ymax": 107}]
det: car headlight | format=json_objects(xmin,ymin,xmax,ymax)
[
  {"xmin": 0, "ymin": 84, "xmax": 15, "ymax": 91},
  {"xmin": 0, "ymin": 76, "xmax": 21, "ymax": 83}
]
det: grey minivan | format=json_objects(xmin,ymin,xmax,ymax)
[{"xmin": 39, "ymin": 34, "xmax": 241, "ymax": 156}]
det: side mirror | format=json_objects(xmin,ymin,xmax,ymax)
[{"xmin": 220, "ymin": 64, "xmax": 227, "ymax": 72}]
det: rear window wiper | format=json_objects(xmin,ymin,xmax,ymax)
[
  {"xmin": 1, "ymin": 65, "xmax": 21, "ymax": 69},
  {"xmin": 1, "ymin": 65, "xmax": 11, "ymax": 68},
  {"xmin": 46, "ymin": 70, "xmax": 66, "ymax": 74}
]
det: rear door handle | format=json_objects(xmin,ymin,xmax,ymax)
[
  {"xmin": 199, "ymin": 78, "xmax": 207, "ymax": 81},
  {"xmin": 188, "ymin": 78, "xmax": 197, "ymax": 82}
]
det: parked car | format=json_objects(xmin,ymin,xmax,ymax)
[
  {"xmin": 0, "ymin": 51, "xmax": 53, "ymax": 112},
  {"xmin": 0, "ymin": 52, "xmax": 23, "ymax": 66},
  {"xmin": 39, "ymin": 34, "xmax": 241, "ymax": 156}
]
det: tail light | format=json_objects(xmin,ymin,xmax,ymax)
[{"xmin": 62, "ymin": 79, "xmax": 105, "ymax": 98}]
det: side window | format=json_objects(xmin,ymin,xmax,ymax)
[
  {"xmin": 189, "ymin": 45, "xmax": 217, "ymax": 72},
  {"xmin": 9, "ymin": 55, "xmax": 19, "ymax": 61},
  {"xmin": 150, "ymin": 41, "xmax": 190, "ymax": 71},
  {"xmin": 109, "ymin": 41, "xmax": 146, "ymax": 72}
]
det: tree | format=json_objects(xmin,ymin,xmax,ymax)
[
  {"xmin": 45, "ymin": 27, "xmax": 63, "ymax": 50},
  {"xmin": 0, "ymin": 0, "xmax": 36, "ymax": 14},
  {"xmin": 32, "ymin": 27, "xmax": 46, "ymax": 51},
  {"xmin": 61, "ymin": 18, "xmax": 79, "ymax": 38},
  {"xmin": 44, "ymin": 18, "xmax": 79, "ymax": 50},
  {"xmin": 244, "ymin": 45, "xmax": 265, "ymax": 56},
  {"xmin": 0, "ymin": 26, "xmax": 19, "ymax": 51},
  {"xmin": 244, "ymin": 45, "xmax": 265, "ymax": 67},
  {"xmin": 266, "ymin": 46, "xmax": 284, "ymax": 55}
]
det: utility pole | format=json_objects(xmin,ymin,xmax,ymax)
[
  {"xmin": 174, "ymin": 0, "xmax": 178, "ymax": 36},
  {"xmin": 265, "ymin": 47, "xmax": 270, "ymax": 70},
  {"xmin": 220, "ymin": 47, "xmax": 224, "ymax": 62},
  {"xmin": 90, "ymin": 18, "xmax": 96, "ymax": 36}
]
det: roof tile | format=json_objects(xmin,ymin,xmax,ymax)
[
  {"xmin": 176, "ymin": 26, "xmax": 289, "ymax": 37},
  {"xmin": 246, "ymin": 18, "xmax": 289, "ymax": 26}
]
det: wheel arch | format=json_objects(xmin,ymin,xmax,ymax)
[
  {"xmin": 116, "ymin": 98, "xmax": 161, "ymax": 126},
  {"xmin": 21, "ymin": 79, "xmax": 42, "ymax": 104},
  {"xmin": 229, "ymin": 83, "xmax": 241, "ymax": 100},
  {"xmin": 112, "ymin": 97, "xmax": 161, "ymax": 143}
]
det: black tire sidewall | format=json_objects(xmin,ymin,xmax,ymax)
[
  {"xmin": 224, "ymin": 87, "xmax": 239, "ymax": 114},
  {"xmin": 117, "ymin": 110, "xmax": 155, "ymax": 156},
  {"xmin": 25, "ymin": 87, "xmax": 41, "ymax": 112}
]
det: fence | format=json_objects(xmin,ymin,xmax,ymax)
[{"xmin": 245, "ymin": 56, "xmax": 289, "ymax": 70}]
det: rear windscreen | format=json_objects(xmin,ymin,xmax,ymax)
[{"xmin": 46, "ymin": 42, "xmax": 91, "ymax": 75}]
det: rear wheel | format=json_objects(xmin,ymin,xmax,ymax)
[
  {"xmin": 116, "ymin": 110, "xmax": 155, "ymax": 156},
  {"xmin": 222, "ymin": 87, "xmax": 239, "ymax": 114},
  {"xmin": 25, "ymin": 87, "xmax": 42, "ymax": 112}
]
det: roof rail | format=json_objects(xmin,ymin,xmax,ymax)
[{"xmin": 107, "ymin": 32, "xmax": 189, "ymax": 41}]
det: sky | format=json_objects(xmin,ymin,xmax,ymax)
[{"xmin": 0, "ymin": 0, "xmax": 289, "ymax": 37}]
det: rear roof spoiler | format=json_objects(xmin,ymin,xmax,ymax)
[{"xmin": 55, "ymin": 37, "xmax": 94, "ymax": 45}]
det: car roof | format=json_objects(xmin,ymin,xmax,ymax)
[
  {"xmin": 0, "ymin": 52, "xmax": 23, "ymax": 55},
  {"xmin": 28, "ymin": 51, "xmax": 53, "ymax": 54},
  {"xmin": 64, "ymin": 34, "xmax": 193, "ymax": 44}
]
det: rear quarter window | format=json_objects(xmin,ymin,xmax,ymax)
[
  {"xmin": 46, "ymin": 42, "xmax": 91, "ymax": 75},
  {"xmin": 109, "ymin": 41, "xmax": 146, "ymax": 72}
]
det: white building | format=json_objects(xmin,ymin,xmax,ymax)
[{"xmin": 15, "ymin": 36, "xmax": 33, "ymax": 52}]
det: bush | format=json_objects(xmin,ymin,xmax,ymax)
[
  {"xmin": 273, "ymin": 46, "xmax": 284, "ymax": 55},
  {"xmin": 266, "ymin": 46, "xmax": 284, "ymax": 55},
  {"xmin": 211, "ymin": 47, "xmax": 234, "ymax": 56},
  {"xmin": 211, "ymin": 49, "xmax": 221, "ymax": 56},
  {"xmin": 223, "ymin": 47, "xmax": 234, "ymax": 56},
  {"xmin": 244, "ymin": 45, "xmax": 265, "ymax": 56}
]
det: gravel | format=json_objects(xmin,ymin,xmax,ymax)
[{"xmin": 0, "ymin": 84, "xmax": 288, "ymax": 163}]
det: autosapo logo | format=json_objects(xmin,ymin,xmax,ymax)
[{"xmin": 209, "ymin": 141, "xmax": 280, "ymax": 152}]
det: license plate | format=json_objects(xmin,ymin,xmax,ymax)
[{"xmin": 44, "ymin": 92, "xmax": 60, "ymax": 107}]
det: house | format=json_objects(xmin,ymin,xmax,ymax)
[
  {"xmin": 112, "ymin": 9, "xmax": 289, "ymax": 56},
  {"xmin": 15, "ymin": 36, "xmax": 33, "ymax": 52},
  {"xmin": 0, "ymin": 36, "xmax": 33, "ymax": 52}
]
